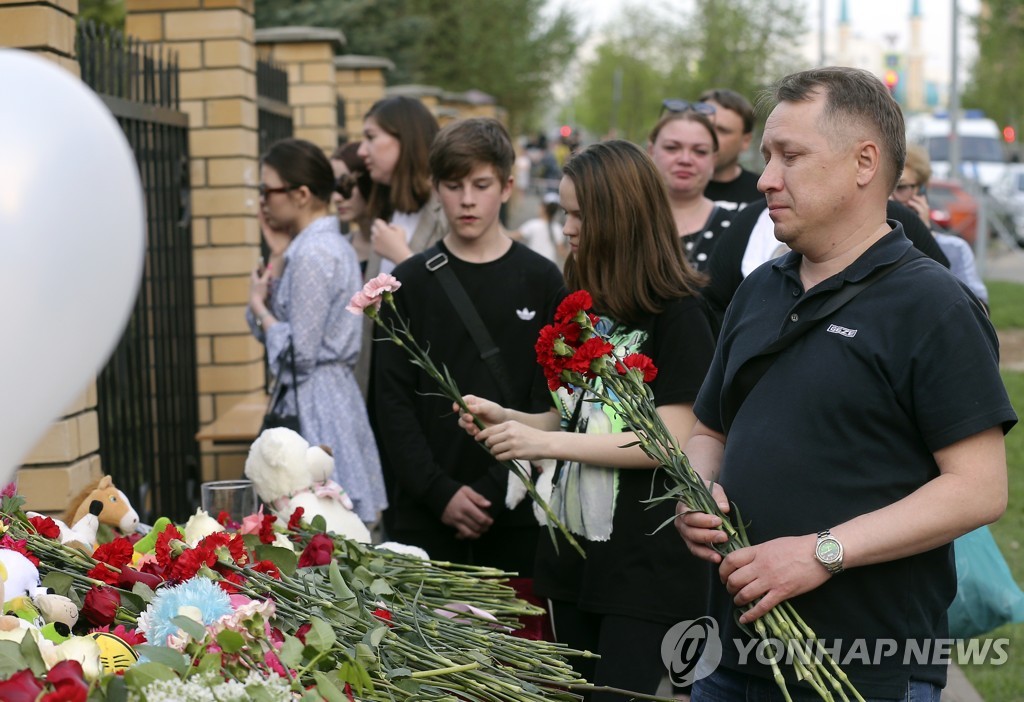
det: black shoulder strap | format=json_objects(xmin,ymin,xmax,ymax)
[
  {"xmin": 720, "ymin": 246, "xmax": 924, "ymax": 434},
  {"xmin": 424, "ymin": 244, "xmax": 515, "ymax": 403}
]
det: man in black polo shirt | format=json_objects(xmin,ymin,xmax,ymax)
[
  {"xmin": 677, "ymin": 67, "xmax": 1016, "ymax": 701},
  {"xmin": 700, "ymin": 88, "xmax": 762, "ymax": 210}
]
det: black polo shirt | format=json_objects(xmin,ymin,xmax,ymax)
[{"xmin": 694, "ymin": 224, "xmax": 1016, "ymax": 697}]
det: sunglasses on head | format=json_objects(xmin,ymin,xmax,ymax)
[
  {"xmin": 335, "ymin": 173, "xmax": 360, "ymax": 200},
  {"xmin": 661, "ymin": 99, "xmax": 717, "ymax": 117}
]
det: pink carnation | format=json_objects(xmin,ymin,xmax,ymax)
[
  {"xmin": 346, "ymin": 274, "xmax": 403, "ymax": 315},
  {"xmin": 345, "ymin": 290, "xmax": 376, "ymax": 315},
  {"xmin": 363, "ymin": 273, "xmax": 402, "ymax": 299}
]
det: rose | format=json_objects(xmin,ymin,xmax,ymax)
[
  {"xmin": 298, "ymin": 533, "xmax": 334, "ymax": 568},
  {"xmin": 116, "ymin": 566, "xmax": 164, "ymax": 591},
  {"xmin": 42, "ymin": 660, "xmax": 88, "ymax": 702},
  {"xmin": 0, "ymin": 669, "xmax": 43, "ymax": 702},
  {"xmin": 82, "ymin": 587, "xmax": 120, "ymax": 627}
]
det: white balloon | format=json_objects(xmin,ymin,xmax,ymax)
[{"xmin": 0, "ymin": 50, "xmax": 145, "ymax": 481}]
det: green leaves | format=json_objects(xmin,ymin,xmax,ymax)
[
  {"xmin": 133, "ymin": 645, "xmax": 190, "ymax": 675},
  {"xmin": 254, "ymin": 544, "xmax": 298, "ymax": 577},
  {"xmin": 305, "ymin": 617, "xmax": 336, "ymax": 652},
  {"xmin": 124, "ymin": 661, "xmax": 177, "ymax": 688}
]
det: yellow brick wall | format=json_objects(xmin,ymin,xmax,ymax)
[
  {"xmin": 260, "ymin": 40, "xmax": 340, "ymax": 152},
  {"xmin": 336, "ymin": 67, "xmax": 389, "ymax": 135},
  {"xmin": 0, "ymin": 1, "xmax": 79, "ymax": 74},
  {"xmin": 126, "ymin": 0, "xmax": 262, "ymax": 478}
]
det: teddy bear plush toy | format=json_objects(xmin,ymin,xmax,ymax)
[{"xmin": 244, "ymin": 427, "xmax": 371, "ymax": 543}]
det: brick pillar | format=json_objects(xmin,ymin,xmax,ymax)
[
  {"xmin": 126, "ymin": 0, "xmax": 263, "ymax": 482},
  {"xmin": 1, "ymin": 0, "xmax": 101, "ymax": 513},
  {"xmin": 334, "ymin": 55, "xmax": 393, "ymax": 139},
  {"xmin": 386, "ymin": 84, "xmax": 444, "ymax": 115},
  {"xmin": 256, "ymin": 26, "xmax": 346, "ymax": 152},
  {"xmin": 0, "ymin": 0, "xmax": 79, "ymax": 74},
  {"xmin": 18, "ymin": 387, "xmax": 103, "ymax": 515}
]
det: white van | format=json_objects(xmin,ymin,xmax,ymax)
[{"xmin": 905, "ymin": 111, "xmax": 1007, "ymax": 188}]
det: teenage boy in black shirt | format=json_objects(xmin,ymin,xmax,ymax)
[{"xmin": 374, "ymin": 118, "xmax": 565, "ymax": 572}]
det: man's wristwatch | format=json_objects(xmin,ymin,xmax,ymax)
[{"xmin": 815, "ymin": 530, "xmax": 844, "ymax": 575}]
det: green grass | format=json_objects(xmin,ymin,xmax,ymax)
[
  {"xmin": 986, "ymin": 280, "xmax": 1024, "ymax": 330},
  {"xmin": 959, "ymin": 280, "xmax": 1024, "ymax": 701}
]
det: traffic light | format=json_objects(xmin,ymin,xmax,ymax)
[
  {"xmin": 559, "ymin": 125, "xmax": 572, "ymax": 139},
  {"xmin": 1004, "ymin": 125, "xmax": 1016, "ymax": 143},
  {"xmin": 883, "ymin": 69, "xmax": 899, "ymax": 94}
]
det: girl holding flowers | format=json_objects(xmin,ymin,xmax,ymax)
[{"xmin": 458, "ymin": 140, "xmax": 715, "ymax": 700}]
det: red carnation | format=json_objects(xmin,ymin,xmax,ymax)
[
  {"xmin": 82, "ymin": 587, "xmax": 120, "ymax": 627},
  {"xmin": 154, "ymin": 524, "xmax": 184, "ymax": 568},
  {"xmin": 294, "ymin": 622, "xmax": 312, "ymax": 643},
  {"xmin": 298, "ymin": 533, "xmax": 334, "ymax": 568},
  {"xmin": 258, "ymin": 512, "xmax": 276, "ymax": 544},
  {"xmin": 618, "ymin": 353, "xmax": 658, "ymax": 383},
  {"xmin": 555, "ymin": 290, "xmax": 593, "ymax": 323},
  {"xmin": 287, "ymin": 506, "xmax": 305, "ymax": 530},
  {"xmin": 86, "ymin": 563, "xmax": 121, "ymax": 585},
  {"xmin": 93, "ymin": 537, "xmax": 135, "ymax": 569},
  {"xmin": 566, "ymin": 337, "xmax": 614, "ymax": 377},
  {"xmin": 28, "ymin": 515, "xmax": 60, "ymax": 540},
  {"xmin": 169, "ymin": 545, "xmax": 215, "ymax": 581},
  {"xmin": 252, "ymin": 560, "xmax": 282, "ymax": 579}
]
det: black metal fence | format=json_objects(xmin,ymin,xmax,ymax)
[
  {"xmin": 77, "ymin": 21, "xmax": 199, "ymax": 523},
  {"xmin": 257, "ymin": 57, "xmax": 293, "ymax": 157}
]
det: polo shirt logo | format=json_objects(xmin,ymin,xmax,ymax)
[
  {"xmin": 827, "ymin": 323, "xmax": 857, "ymax": 338},
  {"xmin": 516, "ymin": 307, "xmax": 536, "ymax": 321}
]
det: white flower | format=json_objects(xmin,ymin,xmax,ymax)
[{"xmin": 183, "ymin": 508, "xmax": 225, "ymax": 546}]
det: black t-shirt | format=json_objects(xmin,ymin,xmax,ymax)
[
  {"xmin": 534, "ymin": 296, "xmax": 716, "ymax": 625},
  {"xmin": 694, "ymin": 227, "xmax": 1017, "ymax": 697},
  {"xmin": 702, "ymin": 199, "xmax": 953, "ymax": 338},
  {"xmin": 681, "ymin": 205, "xmax": 734, "ymax": 273},
  {"xmin": 704, "ymin": 167, "xmax": 763, "ymax": 210},
  {"xmin": 373, "ymin": 240, "xmax": 566, "ymax": 532}
]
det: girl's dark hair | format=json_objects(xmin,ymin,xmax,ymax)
[
  {"xmin": 331, "ymin": 141, "xmax": 374, "ymax": 201},
  {"xmin": 563, "ymin": 140, "xmax": 705, "ymax": 326},
  {"xmin": 363, "ymin": 96, "xmax": 439, "ymax": 219},
  {"xmin": 262, "ymin": 138, "xmax": 336, "ymax": 204}
]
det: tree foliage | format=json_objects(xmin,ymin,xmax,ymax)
[
  {"xmin": 255, "ymin": 0, "xmax": 579, "ymax": 130},
  {"xmin": 964, "ymin": 1, "xmax": 1024, "ymax": 133},
  {"xmin": 78, "ymin": 0, "xmax": 125, "ymax": 29},
  {"xmin": 573, "ymin": 0, "xmax": 808, "ymax": 143}
]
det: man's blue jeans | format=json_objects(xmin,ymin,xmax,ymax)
[{"xmin": 692, "ymin": 667, "xmax": 942, "ymax": 702}]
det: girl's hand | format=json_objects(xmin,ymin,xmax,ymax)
[
  {"xmin": 250, "ymin": 263, "xmax": 272, "ymax": 313},
  {"xmin": 476, "ymin": 421, "xmax": 552, "ymax": 462},
  {"xmin": 906, "ymin": 194, "xmax": 931, "ymax": 226},
  {"xmin": 455, "ymin": 395, "xmax": 508, "ymax": 437},
  {"xmin": 371, "ymin": 218, "xmax": 413, "ymax": 263},
  {"xmin": 258, "ymin": 208, "xmax": 292, "ymax": 258}
]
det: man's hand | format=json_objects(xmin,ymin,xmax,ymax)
[
  {"xmin": 370, "ymin": 218, "xmax": 413, "ymax": 264},
  {"xmin": 441, "ymin": 486, "xmax": 494, "ymax": 539},
  {"xmin": 675, "ymin": 482, "xmax": 731, "ymax": 564},
  {"xmin": 720, "ymin": 534, "xmax": 831, "ymax": 624}
]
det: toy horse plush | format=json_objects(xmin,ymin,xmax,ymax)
[{"xmin": 42, "ymin": 476, "xmax": 140, "ymax": 552}]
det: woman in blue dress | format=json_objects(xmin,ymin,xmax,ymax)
[{"xmin": 247, "ymin": 138, "xmax": 386, "ymax": 525}]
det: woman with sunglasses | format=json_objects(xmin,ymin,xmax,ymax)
[
  {"xmin": 248, "ymin": 138, "xmax": 387, "ymax": 526},
  {"xmin": 330, "ymin": 141, "xmax": 374, "ymax": 275},
  {"xmin": 457, "ymin": 141, "xmax": 714, "ymax": 700},
  {"xmin": 648, "ymin": 100, "xmax": 734, "ymax": 272}
]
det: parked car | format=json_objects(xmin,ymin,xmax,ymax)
[{"xmin": 928, "ymin": 179, "xmax": 978, "ymax": 244}]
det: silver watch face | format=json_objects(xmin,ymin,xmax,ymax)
[{"xmin": 816, "ymin": 537, "xmax": 842, "ymax": 564}]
